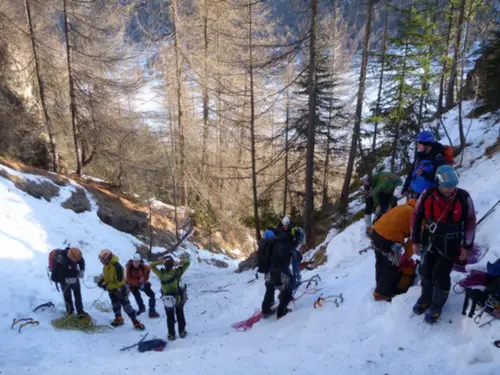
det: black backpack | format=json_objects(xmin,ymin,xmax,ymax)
[
  {"xmin": 270, "ymin": 239, "xmax": 294, "ymax": 272},
  {"xmin": 256, "ymin": 238, "xmax": 277, "ymax": 274}
]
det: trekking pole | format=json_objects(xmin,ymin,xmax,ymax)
[{"xmin": 476, "ymin": 200, "xmax": 500, "ymax": 226}]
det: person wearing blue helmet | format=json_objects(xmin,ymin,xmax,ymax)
[
  {"xmin": 402, "ymin": 131, "xmax": 446, "ymax": 198},
  {"xmin": 411, "ymin": 165, "xmax": 476, "ymax": 324}
]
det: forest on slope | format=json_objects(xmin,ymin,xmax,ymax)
[{"xmin": 0, "ymin": 0, "xmax": 498, "ymax": 247}]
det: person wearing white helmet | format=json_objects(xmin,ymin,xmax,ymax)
[{"xmin": 126, "ymin": 253, "xmax": 159, "ymax": 318}]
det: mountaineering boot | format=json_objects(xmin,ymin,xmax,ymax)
[
  {"xmin": 149, "ymin": 311, "xmax": 160, "ymax": 318},
  {"xmin": 168, "ymin": 334, "xmax": 176, "ymax": 341},
  {"xmin": 179, "ymin": 330, "xmax": 187, "ymax": 338},
  {"xmin": 133, "ymin": 320, "xmax": 145, "ymax": 330},
  {"xmin": 111, "ymin": 316, "xmax": 125, "ymax": 327},
  {"xmin": 77, "ymin": 312, "xmax": 91, "ymax": 321},
  {"xmin": 136, "ymin": 306, "xmax": 146, "ymax": 316},
  {"xmin": 424, "ymin": 307, "xmax": 442, "ymax": 324},
  {"xmin": 373, "ymin": 292, "xmax": 392, "ymax": 302},
  {"xmin": 412, "ymin": 302, "xmax": 429, "ymax": 315},
  {"xmin": 262, "ymin": 310, "xmax": 276, "ymax": 319}
]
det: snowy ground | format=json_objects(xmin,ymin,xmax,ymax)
[{"xmin": 0, "ymin": 102, "xmax": 499, "ymax": 375}]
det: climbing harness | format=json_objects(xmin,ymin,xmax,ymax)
[
  {"xmin": 11, "ymin": 318, "xmax": 39, "ymax": 333},
  {"xmin": 313, "ymin": 293, "xmax": 344, "ymax": 309},
  {"xmin": 33, "ymin": 302, "xmax": 54, "ymax": 312}
]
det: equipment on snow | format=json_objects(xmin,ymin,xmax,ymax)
[
  {"xmin": 494, "ymin": 340, "xmax": 500, "ymax": 349},
  {"xmin": 476, "ymin": 199, "xmax": 500, "ymax": 226},
  {"xmin": 232, "ymin": 274, "xmax": 321, "ymax": 331},
  {"xmin": 12, "ymin": 318, "xmax": 39, "ymax": 333},
  {"xmin": 33, "ymin": 301, "xmax": 54, "ymax": 312},
  {"xmin": 313, "ymin": 293, "xmax": 344, "ymax": 309},
  {"xmin": 121, "ymin": 333, "xmax": 166, "ymax": 352}
]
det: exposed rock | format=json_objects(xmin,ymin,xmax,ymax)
[
  {"xmin": 235, "ymin": 251, "xmax": 257, "ymax": 273},
  {"xmin": 62, "ymin": 187, "xmax": 91, "ymax": 213},
  {"xmin": 15, "ymin": 179, "xmax": 59, "ymax": 202},
  {"xmin": 311, "ymin": 246, "xmax": 327, "ymax": 268},
  {"xmin": 198, "ymin": 257, "xmax": 229, "ymax": 268},
  {"xmin": 97, "ymin": 207, "xmax": 148, "ymax": 235}
]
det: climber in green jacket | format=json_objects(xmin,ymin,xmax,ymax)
[
  {"xmin": 150, "ymin": 254, "xmax": 190, "ymax": 340},
  {"xmin": 370, "ymin": 171, "xmax": 402, "ymax": 218}
]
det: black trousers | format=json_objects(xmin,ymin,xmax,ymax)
[
  {"xmin": 365, "ymin": 196, "xmax": 374, "ymax": 215},
  {"xmin": 165, "ymin": 305, "xmax": 186, "ymax": 336},
  {"xmin": 61, "ymin": 280, "xmax": 84, "ymax": 315},
  {"xmin": 417, "ymin": 238, "xmax": 460, "ymax": 310},
  {"xmin": 109, "ymin": 287, "xmax": 137, "ymax": 320},
  {"xmin": 130, "ymin": 282, "xmax": 156, "ymax": 313},
  {"xmin": 372, "ymin": 231, "xmax": 401, "ymax": 298},
  {"xmin": 262, "ymin": 271, "xmax": 293, "ymax": 318}
]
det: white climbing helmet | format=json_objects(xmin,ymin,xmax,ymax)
[
  {"xmin": 132, "ymin": 253, "xmax": 141, "ymax": 262},
  {"xmin": 282, "ymin": 215, "xmax": 291, "ymax": 226},
  {"xmin": 394, "ymin": 185, "xmax": 404, "ymax": 199}
]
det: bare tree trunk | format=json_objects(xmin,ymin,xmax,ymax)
[
  {"xmin": 248, "ymin": 0, "xmax": 261, "ymax": 241},
  {"xmin": 446, "ymin": 0, "xmax": 466, "ymax": 110},
  {"xmin": 390, "ymin": 45, "xmax": 409, "ymax": 171},
  {"xmin": 24, "ymin": 0, "xmax": 58, "ymax": 172},
  {"xmin": 62, "ymin": 0, "xmax": 81, "ymax": 175},
  {"xmin": 304, "ymin": 0, "xmax": 318, "ymax": 240},
  {"xmin": 283, "ymin": 89, "xmax": 290, "ymax": 216},
  {"xmin": 372, "ymin": 0, "xmax": 388, "ymax": 152},
  {"xmin": 437, "ymin": 2, "xmax": 454, "ymax": 114},
  {"xmin": 338, "ymin": 0, "xmax": 373, "ymax": 213},
  {"xmin": 172, "ymin": 0, "xmax": 188, "ymax": 207},
  {"xmin": 201, "ymin": 0, "xmax": 209, "ymax": 178},
  {"xmin": 457, "ymin": 0, "xmax": 473, "ymax": 150},
  {"xmin": 322, "ymin": 96, "xmax": 333, "ymax": 211}
]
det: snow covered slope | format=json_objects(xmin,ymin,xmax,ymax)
[{"xmin": 1, "ymin": 102, "xmax": 499, "ymax": 375}]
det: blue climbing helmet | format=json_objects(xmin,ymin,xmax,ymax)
[
  {"xmin": 435, "ymin": 165, "xmax": 459, "ymax": 187},
  {"xmin": 263, "ymin": 228, "xmax": 276, "ymax": 240},
  {"xmin": 416, "ymin": 130, "xmax": 435, "ymax": 144}
]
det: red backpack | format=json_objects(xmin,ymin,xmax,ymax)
[
  {"xmin": 443, "ymin": 146, "xmax": 454, "ymax": 165},
  {"xmin": 48, "ymin": 249, "xmax": 59, "ymax": 272}
]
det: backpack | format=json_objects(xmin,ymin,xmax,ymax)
[
  {"xmin": 48, "ymin": 249, "xmax": 65, "ymax": 284},
  {"xmin": 270, "ymin": 240, "xmax": 293, "ymax": 272},
  {"xmin": 256, "ymin": 238, "xmax": 276, "ymax": 274},
  {"xmin": 442, "ymin": 145, "xmax": 454, "ymax": 166},
  {"xmin": 138, "ymin": 339, "xmax": 167, "ymax": 352}
]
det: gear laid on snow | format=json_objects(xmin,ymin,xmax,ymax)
[
  {"xmin": 33, "ymin": 301, "xmax": 54, "ymax": 312},
  {"xmin": 12, "ymin": 317, "xmax": 39, "ymax": 332}
]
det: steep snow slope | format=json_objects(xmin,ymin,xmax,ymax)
[{"xmin": 1, "ymin": 102, "xmax": 499, "ymax": 375}]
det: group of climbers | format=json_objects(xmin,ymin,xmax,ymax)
[
  {"xmin": 257, "ymin": 216, "xmax": 305, "ymax": 319},
  {"xmin": 366, "ymin": 131, "xmax": 478, "ymax": 323},
  {"xmin": 49, "ymin": 245, "xmax": 191, "ymax": 338}
]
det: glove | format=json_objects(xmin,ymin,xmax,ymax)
[
  {"xmin": 138, "ymin": 281, "xmax": 145, "ymax": 290},
  {"xmin": 78, "ymin": 270, "xmax": 84, "ymax": 279}
]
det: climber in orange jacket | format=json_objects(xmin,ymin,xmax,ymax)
[{"xmin": 370, "ymin": 197, "xmax": 418, "ymax": 301}]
